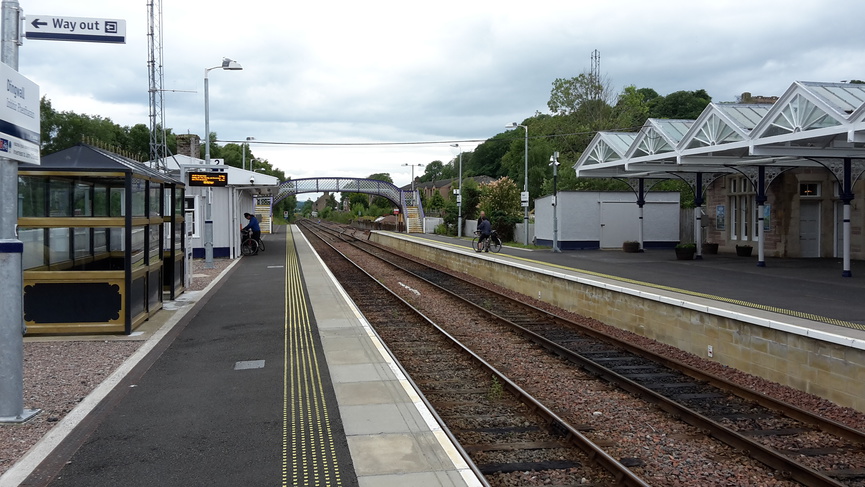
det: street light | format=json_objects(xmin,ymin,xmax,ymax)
[
  {"xmin": 242, "ymin": 136, "xmax": 255, "ymax": 171},
  {"xmin": 550, "ymin": 151, "xmax": 561, "ymax": 253},
  {"xmin": 450, "ymin": 144, "xmax": 463, "ymax": 237},
  {"xmin": 402, "ymin": 163, "xmax": 424, "ymax": 193},
  {"xmin": 506, "ymin": 122, "xmax": 529, "ymax": 245},
  {"xmin": 203, "ymin": 57, "xmax": 242, "ymax": 269}
]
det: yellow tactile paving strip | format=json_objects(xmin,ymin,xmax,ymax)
[{"xmin": 284, "ymin": 230, "xmax": 344, "ymax": 486}]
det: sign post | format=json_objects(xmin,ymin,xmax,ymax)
[{"xmin": 0, "ymin": 0, "xmax": 39, "ymax": 424}]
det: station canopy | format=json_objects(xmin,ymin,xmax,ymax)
[{"xmin": 575, "ymin": 81, "xmax": 865, "ymax": 182}]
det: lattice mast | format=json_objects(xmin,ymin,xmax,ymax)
[
  {"xmin": 147, "ymin": 0, "xmax": 168, "ymax": 169},
  {"xmin": 590, "ymin": 49, "xmax": 601, "ymax": 101}
]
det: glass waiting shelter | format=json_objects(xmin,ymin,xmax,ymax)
[{"xmin": 17, "ymin": 144, "xmax": 185, "ymax": 335}]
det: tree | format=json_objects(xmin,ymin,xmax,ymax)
[
  {"xmin": 548, "ymin": 72, "xmax": 605, "ymax": 116},
  {"xmin": 649, "ymin": 89, "xmax": 712, "ymax": 119},
  {"xmin": 477, "ymin": 177, "xmax": 521, "ymax": 242},
  {"xmin": 468, "ymin": 133, "xmax": 510, "ymax": 178},
  {"xmin": 421, "ymin": 161, "xmax": 444, "ymax": 182}
]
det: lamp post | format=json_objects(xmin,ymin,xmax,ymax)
[
  {"xmin": 450, "ymin": 144, "xmax": 463, "ymax": 237},
  {"xmin": 506, "ymin": 122, "xmax": 529, "ymax": 245},
  {"xmin": 402, "ymin": 163, "xmax": 424, "ymax": 193},
  {"xmin": 242, "ymin": 136, "xmax": 255, "ymax": 171},
  {"xmin": 203, "ymin": 57, "xmax": 242, "ymax": 269},
  {"xmin": 550, "ymin": 151, "xmax": 560, "ymax": 253}
]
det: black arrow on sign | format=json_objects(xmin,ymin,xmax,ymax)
[{"xmin": 30, "ymin": 19, "xmax": 47, "ymax": 29}]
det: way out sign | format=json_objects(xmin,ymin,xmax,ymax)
[{"xmin": 25, "ymin": 15, "xmax": 126, "ymax": 44}]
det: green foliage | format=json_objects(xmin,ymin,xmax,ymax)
[
  {"xmin": 420, "ymin": 160, "xmax": 444, "ymax": 182},
  {"xmin": 649, "ymin": 89, "xmax": 712, "ymax": 119},
  {"xmin": 461, "ymin": 178, "xmax": 482, "ymax": 220},
  {"xmin": 478, "ymin": 177, "xmax": 521, "ymax": 241},
  {"xmin": 676, "ymin": 242, "xmax": 696, "ymax": 249},
  {"xmin": 301, "ymin": 199, "xmax": 314, "ymax": 217},
  {"xmin": 427, "ymin": 191, "xmax": 445, "ymax": 212},
  {"xmin": 547, "ymin": 72, "xmax": 604, "ymax": 116}
]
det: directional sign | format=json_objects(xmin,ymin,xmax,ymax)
[{"xmin": 25, "ymin": 16, "xmax": 126, "ymax": 44}]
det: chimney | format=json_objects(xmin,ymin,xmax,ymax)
[{"xmin": 176, "ymin": 134, "xmax": 201, "ymax": 158}]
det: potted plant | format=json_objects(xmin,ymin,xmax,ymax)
[
  {"xmin": 622, "ymin": 240, "xmax": 640, "ymax": 253},
  {"xmin": 675, "ymin": 242, "xmax": 696, "ymax": 260},
  {"xmin": 735, "ymin": 244, "xmax": 753, "ymax": 257},
  {"xmin": 702, "ymin": 242, "xmax": 719, "ymax": 254}
]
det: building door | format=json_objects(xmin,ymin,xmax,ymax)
[
  {"xmin": 600, "ymin": 202, "xmax": 637, "ymax": 249},
  {"xmin": 799, "ymin": 201, "xmax": 820, "ymax": 257}
]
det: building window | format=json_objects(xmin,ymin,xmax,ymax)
[
  {"xmin": 728, "ymin": 176, "xmax": 757, "ymax": 242},
  {"xmin": 799, "ymin": 182, "xmax": 821, "ymax": 197}
]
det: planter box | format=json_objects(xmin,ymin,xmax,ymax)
[
  {"xmin": 622, "ymin": 241, "xmax": 640, "ymax": 253},
  {"xmin": 736, "ymin": 245, "xmax": 753, "ymax": 257},
  {"xmin": 675, "ymin": 248, "xmax": 695, "ymax": 260},
  {"xmin": 702, "ymin": 243, "xmax": 719, "ymax": 254}
]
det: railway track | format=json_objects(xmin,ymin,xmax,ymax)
[
  {"xmin": 299, "ymin": 221, "xmax": 865, "ymax": 486},
  {"xmin": 299, "ymin": 222, "xmax": 647, "ymax": 486}
]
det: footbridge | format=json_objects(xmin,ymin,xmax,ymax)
[{"xmin": 273, "ymin": 177, "xmax": 425, "ymax": 232}]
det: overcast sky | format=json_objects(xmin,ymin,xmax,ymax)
[{"xmin": 16, "ymin": 0, "xmax": 865, "ymax": 189}]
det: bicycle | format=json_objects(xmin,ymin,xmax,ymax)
[
  {"xmin": 241, "ymin": 229, "xmax": 259, "ymax": 256},
  {"xmin": 472, "ymin": 229, "xmax": 502, "ymax": 253}
]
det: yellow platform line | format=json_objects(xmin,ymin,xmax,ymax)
[
  {"xmin": 412, "ymin": 235, "xmax": 865, "ymax": 332},
  {"xmin": 284, "ymin": 231, "xmax": 343, "ymax": 486}
]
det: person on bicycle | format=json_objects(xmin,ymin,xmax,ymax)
[
  {"xmin": 477, "ymin": 211, "xmax": 491, "ymax": 252},
  {"xmin": 242, "ymin": 213, "xmax": 261, "ymax": 248}
]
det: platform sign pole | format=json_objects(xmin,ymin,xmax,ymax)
[{"xmin": 0, "ymin": 0, "xmax": 38, "ymax": 424}]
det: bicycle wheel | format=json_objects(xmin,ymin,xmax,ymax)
[
  {"xmin": 489, "ymin": 239, "xmax": 502, "ymax": 253},
  {"xmin": 471, "ymin": 237, "xmax": 479, "ymax": 252},
  {"xmin": 241, "ymin": 239, "xmax": 258, "ymax": 256},
  {"xmin": 257, "ymin": 238, "xmax": 265, "ymax": 252}
]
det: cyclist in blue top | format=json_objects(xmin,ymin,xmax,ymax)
[
  {"xmin": 242, "ymin": 213, "xmax": 261, "ymax": 245},
  {"xmin": 477, "ymin": 211, "xmax": 491, "ymax": 252}
]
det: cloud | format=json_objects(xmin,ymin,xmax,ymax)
[{"xmin": 16, "ymin": 0, "xmax": 865, "ymax": 189}]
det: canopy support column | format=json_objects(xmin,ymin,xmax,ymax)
[
  {"xmin": 693, "ymin": 173, "xmax": 703, "ymax": 260},
  {"xmin": 841, "ymin": 158, "xmax": 854, "ymax": 277},
  {"xmin": 756, "ymin": 166, "xmax": 767, "ymax": 268},
  {"xmin": 636, "ymin": 178, "xmax": 645, "ymax": 251}
]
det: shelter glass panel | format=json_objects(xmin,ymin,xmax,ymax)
[
  {"xmin": 18, "ymin": 176, "xmax": 47, "ymax": 217},
  {"xmin": 131, "ymin": 179, "xmax": 146, "ymax": 217},
  {"xmin": 93, "ymin": 185, "xmax": 109, "ymax": 217},
  {"xmin": 73, "ymin": 182, "xmax": 92, "ymax": 217},
  {"xmin": 131, "ymin": 227, "xmax": 145, "ymax": 268},
  {"xmin": 109, "ymin": 187, "xmax": 124, "ymax": 217},
  {"xmin": 73, "ymin": 228, "xmax": 91, "ymax": 259},
  {"xmin": 148, "ymin": 226, "xmax": 160, "ymax": 264},
  {"xmin": 149, "ymin": 183, "xmax": 161, "ymax": 218},
  {"xmin": 94, "ymin": 228, "xmax": 108, "ymax": 254},
  {"xmin": 20, "ymin": 228, "xmax": 44, "ymax": 270},
  {"xmin": 49, "ymin": 180, "xmax": 72, "ymax": 217},
  {"xmin": 48, "ymin": 228, "xmax": 70, "ymax": 265}
]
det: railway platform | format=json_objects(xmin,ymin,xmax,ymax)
[
  {"xmin": 373, "ymin": 230, "xmax": 865, "ymax": 412},
  {"xmin": 4, "ymin": 227, "xmax": 482, "ymax": 487}
]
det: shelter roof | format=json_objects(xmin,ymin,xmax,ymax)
[{"xmin": 33, "ymin": 144, "xmax": 182, "ymax": 184}]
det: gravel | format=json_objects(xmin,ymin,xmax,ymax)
[{"xmin": 0, "ymin": 258, "xmax": 233, "ymax": 479}]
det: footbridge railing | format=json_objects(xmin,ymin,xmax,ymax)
[{"xmin": 274, "ymin": 177, "xmax": 425, "ymax": 226}]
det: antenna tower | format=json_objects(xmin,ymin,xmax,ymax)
[
  {"xmin": 590, "ymin": 49, "xmax": 601, "ymax": 100},
  {"xmin": 147, "ymin": 0, "xmax": 169, "ymax": 170}
]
